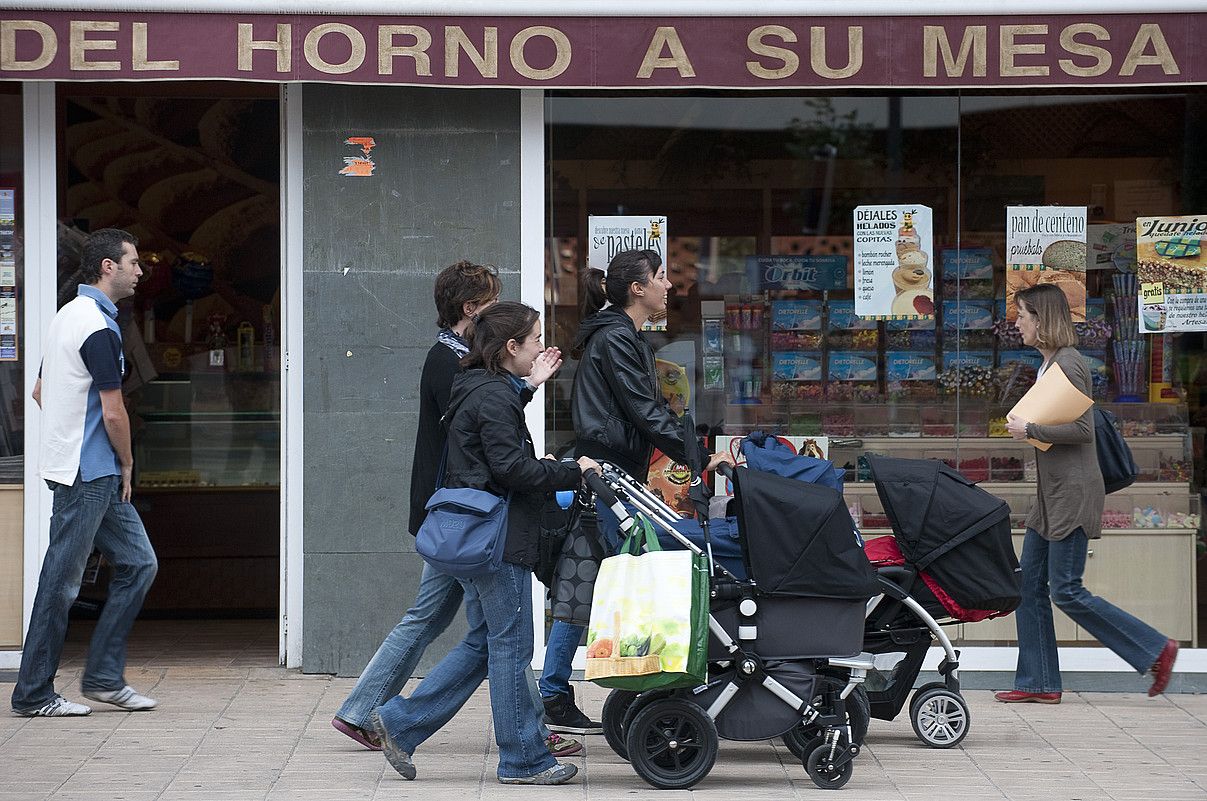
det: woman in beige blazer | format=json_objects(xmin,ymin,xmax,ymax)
[{"xmin": 997, "ymin": 284, "xmax": 1177, "ymax": 703}]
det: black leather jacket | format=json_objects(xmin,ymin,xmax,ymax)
[
  {"xmin": 570, "ymin": 308, "xmax": 707, "ymax": 479},
  {"xmin": 443, "ymin": 370, "xmax": 581, "ymax": 569}
]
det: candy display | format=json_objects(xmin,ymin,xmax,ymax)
[
  {"xmin": 959, "ymin": 456, "xmax": 989, "ymax": 482},
  {"xmin": 988, "ymin": 416, "xmax": 1010, "ymax": 437},
  {"xmin": 992, "ymin": 318, "xmax": 1024, "ymax": 349},
  {"xmin": 1075, "ymin": 319, "xmax": 1111, "ymax": 349},
  {"xmin": 1159, "ymin": 456, "xmax": 1192, "ymax": 482},
  {"xmin": 1101, "ymin": 509, "xmax": 1132, "ymax": 529},
  {"xmin": 827, "ymin": 382, "xmax": 880, "ymax": 402},
  {"xmin": 886, "ymin": 328, "xmax": 937, "ymax": 349},
  {"xmin": 823, "ymin": 411, "xmax": 856, "ymax": 435},
  {"xmin": 990, "ymin": 456, "xmax": 1023, "ymax": 481},
  {"xmin": 938, "ymin": 364, "xmax": 996, "ymax": 398},
  {"xmin": 770, "ymin": 330, "xmax": 822, "ymax": 350},
  {"xmin": 994, "ymin": 362, "xmax": 1038, "ymax": 403},
  {"xmin": 771, "ymin": 382, "xmax": 823, "ymax": 401}
]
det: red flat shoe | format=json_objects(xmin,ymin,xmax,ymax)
[
  {"xmin": 994, "ymin": 690, "xmax": 1061, "ymax": 704},
  {"xmin": 1148, "ymin": 638, "xmax": 1179, "ymax": 697},
  {"xmin": 332, "ymin": 717, "xmax": 383, "ymax": 750}
]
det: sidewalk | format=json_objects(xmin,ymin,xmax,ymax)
[{"xmin": 2, "ymin": 624, "xmax": 1205, "ymax": 800}]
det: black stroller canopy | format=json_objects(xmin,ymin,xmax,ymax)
[
  {"xmin": 867, "ymin": 455, "xmax": 1020, "ymax": 612},
  {"xmin": 732, "ymin": 466, "xmax": 879, "ymax": 600}
]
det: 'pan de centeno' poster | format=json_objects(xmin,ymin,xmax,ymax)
[{"xmin": 1005, "ymin": 206, "xmax": 1088, "ymax": 322}]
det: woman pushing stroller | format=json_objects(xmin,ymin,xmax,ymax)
[
  {"xmin": 998, "ymin": 283, "xmax": 1178, "ymax": 704},
  {"xmin": 370, "ymin": 301, "xmax": 600, "ymax": 784},
  {"xmin": 539, "ymin": 248, "xmax": 733, "ymax": 733}
]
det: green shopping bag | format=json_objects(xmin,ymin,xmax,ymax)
[{"xmin": 583, "ymin": 515, "xmax": 709, "ymax": 691}]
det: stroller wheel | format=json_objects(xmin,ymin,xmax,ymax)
[
  {"xmin": 909, "ymin": 687, "xmax": 970, "ymax": 749},
  {"xmin": 805, "ymin": 738, "xmax": 855, "ymax": 790},
  {"xmin": 602, "ymin": 689, "xmax": 640, "ymax": 761},
  {"xmin": 625, "ymin": 697, "xmax": 719, "ymax": 790},
  {"xmin": 783, "ymin": 684, "xmax": 870, "ymax": 760}
]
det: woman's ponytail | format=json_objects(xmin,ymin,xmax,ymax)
[{"xmin": 581, "ymin": 268, "xmax": 608, "ymax": 318}]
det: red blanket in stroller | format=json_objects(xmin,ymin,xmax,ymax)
[{"xmin": 863, "ymin": 536, "xmax": 1001, "ymax": 623}]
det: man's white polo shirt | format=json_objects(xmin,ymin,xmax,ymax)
[{"xmin": 39, "ymin": 284, "xmax": 125, "ymax": 485}]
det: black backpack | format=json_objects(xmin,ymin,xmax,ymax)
[{"xmin": 1094, "ymin": 407, "xmax": 1139, "ymax": 494}]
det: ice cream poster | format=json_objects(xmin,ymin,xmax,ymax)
[
  {"xmin": 1135, "ymin": 215, "xmax": 1207, "ymax": 333},
  {"xmin": 589, "ymin": 215, "xmax": 668, "ymax": 332},
  {"xmin": 853, "ymin": 206, "xmax": 935, "ymax": 320},
  {"xmin": 1005, "ymin": 206, "xmax": 1087, "ymax": 322}
]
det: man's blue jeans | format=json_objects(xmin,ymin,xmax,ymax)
[
  {"xmin": 12, "ymin": 474, "xmax": 158, "ymax": 712},
  {"xmin": 540, "ymin": 499, "xmax": 623, "ymax": 699},
  {"xmin": 1013, "ymin": 527, "xmax": 1168, "ymax": 693},
  {"xmin": 376, "ymin": 561, "xmax": 555, "ymax": 779},
  {"xmin": 338, "ymin": 562, "xmax": 549, "ymax": 737}
]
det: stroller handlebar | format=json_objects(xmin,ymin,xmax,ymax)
[{"xmin": 716, "ymin": 461, "xmax": 735, "ymax": 481}]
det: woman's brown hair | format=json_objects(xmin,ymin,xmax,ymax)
[
  {"xmin": 433, "ymin": 260, "xmax": 501, "ymax": 329},
  {"xmin": 1016, "ymin": 283, "xmax": 1079, "ymax": 350},
  {"xmin": 580, "ymin": 249, "xmax": 655, "ymax": 318},
  {"xmin": 461, "ymin": 301, "xmax": 540, "ymax": 374}
]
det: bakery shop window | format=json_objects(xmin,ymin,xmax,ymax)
[
  {"xmin": 545, "ymin": 91, "xmax": 1206, "ymax": 645},
  {"xmin": 56, "ymin": 84, "xmax": 280, "ymax": 618}
]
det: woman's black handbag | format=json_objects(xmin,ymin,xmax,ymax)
[
  {"xmin": 549, "ymin": 507, "xmax": 608, "ymax": 625},
  {"xmin": 1094, "ymin": 407, "xmax": 1139, "ymax": 494},
  {"xmin": 535, "ymin": 496, "xmax": 581, "ymax": 588}
]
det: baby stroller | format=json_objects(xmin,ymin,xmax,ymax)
[
  {"xmin": 583, "ymin": 461, "xmax": 880, "ymax": 790},
  {"xmin": 856, "ymin": 454, "xmax": 1022, "ymax": 748}
]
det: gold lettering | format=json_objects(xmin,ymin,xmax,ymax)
[
  {"xmin": 1120, "ymin": 23, "xmax": 1179, "ymax": 76},
  {"xmin": 1058, "ymin": 23, "xmax": 1111, "ymax": 77},
  {"xmin": 809, "ymin": 26, "xmax": 862, "ymax": 79},
  {"xmin": 922, "ymin": 25, "xmax": 986, "ymax": 77},
  {"xmin": 303, "ymin": 23, "xmax": 365, "ymax": 74},
  {"xmin": 132, "ymin": 22, "xmax": 178, "ymax": 71},
  {"xmin": 1000, "ymin": 24, "xmax": 1048, "ymax": 77},
  {"xmin": 445, "ymin": 26, "xmax": 498, "ymax": 78},
  {"xmin": 378, "ymin": 25, "xmax": 432, "ymax": 76},
  {"xmin": 69, "ymin": 20, "xmax": 119, "ymax": 71},
  {"xmin": 746, "ymin": 25, "xmax": 799, "ymax": 80},
  {"xmin": 0, "ymin": 20, "xmax": 57, "ymax": 71},
  {"xmin": 237, "ymin": 23, "xmax": 291, "ymax": 72},
  {"xmin": 637, "ymin": 26, "xmax": 694, "ymax": 78},
  {"xmin": 509, "ymin": 26, "xmax": 570, "ymax": 80}
]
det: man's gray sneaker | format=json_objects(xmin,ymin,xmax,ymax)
[
  {"xmin": 368, "ymin": 710, "xmax": 415, "ymax": 780},
  {"xmin": 82, "ymin": 685, "xmax": 157, "ymax": 711},
  {"xmin": 499, "ymin": 763, "xmax": 578, "ymax": 785},
  {"xmin": 14, "ymin": 696, "xmax": 92, "ymax": 717}
]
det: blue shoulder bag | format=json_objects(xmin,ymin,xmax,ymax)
[{"xmin": 416, "ymin": 432, "xmax": 514, "ymax": 579}]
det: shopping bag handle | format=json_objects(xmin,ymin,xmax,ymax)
[{"xmin": 620, "ymin": 514, "xmax": 660, "ymax": 556}]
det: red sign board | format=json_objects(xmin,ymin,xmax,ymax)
[{"xmin": 0, "ymin": 12, "xmax": 1202, "ymax": 88}]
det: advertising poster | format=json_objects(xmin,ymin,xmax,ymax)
[
  {"xmin": 1135, "ymin": 215, "xmax": 1207, "ymax": 333},
  {"xmin": 0, "ymin": 188, "xmax": 15, "ymax": 361},
  {"xmin": 746, "ymin": 255, "xmax": 847, "ymax": 291},
  {"xmin": 852, "ymin": 205, "xmax": 934, "ymax": 320},
  {"xmin": 588, "ymin": 215, "xmax": 668, "ymax": 331},
  {"xmin": 646, "ymin": 340, "xmax": 694, "ymax": 514},
  {"xmin": 1005, "ymin": 206, "xmax": 1088, "ymax": 321}
]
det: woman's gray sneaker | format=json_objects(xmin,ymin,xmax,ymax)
[
  {"xmin": 368, "ymin": 710, "xmax": 416, "ymax": 780},
  {"xmin": 82, "ymin": 685, "xmax": 157, "ymax": 711},
  {"xmin": 498, "ymin": 763, "xmax": 578, "ymax": 785},
  {"xmin": 15, "ymin": 696, "xmax": 92, "ymax": 717}
]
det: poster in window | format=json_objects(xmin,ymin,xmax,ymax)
[
  {"xmin": 0, "ymin": 189, "xmax": 15, "ymax": 361},
  {"xmin": 853, "ymin": 205, "xmax": 935, "ymax": 321},
  {"xmin": 1135, "ymin": 215, "xmax": 1207, "ymax": 333},
  {"xmin": 1005, "ymin": 206, "xmax": 1088, "ymax": 322},
  {"xmin": 588, "ymin": 215, "xmax": 668, "ymax": 331}
]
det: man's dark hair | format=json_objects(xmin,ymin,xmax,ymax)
[
  {"xmin": 79, "ymin": 228, "xmax": 138, "ymax": 284},
  {"xmin": 434, "ymin": 260, "xmax": 502, "ymax": 329},
  {"xmin": 461, "ymin": 301, "xmax": 540, "ymax": 375}
]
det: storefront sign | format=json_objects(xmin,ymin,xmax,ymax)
[
  {"xmin": 1136, "ymin": 214, "xmax": 1207, "ymax": 333},
  {"xmin": 853, "ymin": 204, "xmax": 934, "ymax": 320},
  {"xmin": 588, "ymin": 214, "xmax": 667, "ymax": 330},
  {"xmin": 749, "ymin": 255, "xmax": 846, "ymax": 291},
  {"xmin": 1, "ymin": 13, "xmax": 1203, "ymax": 87},
  {"xmin": 1005, "ymin": 205, "xmax": 1088, "ymax": 321}
]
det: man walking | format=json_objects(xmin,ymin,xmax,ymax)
[{"xmin": 12, "ymin": 228, "xmax": 158, "ymax": 717}]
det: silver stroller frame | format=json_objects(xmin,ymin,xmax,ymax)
[{"xmin": 585, "ymin": 463, "xmax": 876, "ymax": 789}]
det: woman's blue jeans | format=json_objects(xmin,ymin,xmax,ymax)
[
  {"xmin": 376, "ymin": 561, "xmax": 555, "ymax": 780},
  {"xmin": 1013, "ymin": 527, "xmax": 1168, "ymax": 693}
]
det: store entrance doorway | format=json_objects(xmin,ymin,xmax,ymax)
[{"xmin": 56, "ymin": 84, "xmax": 281, "ymax": 646}]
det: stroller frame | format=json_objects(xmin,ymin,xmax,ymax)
[{"xmin": 587, "ymin": 464, "xmax": 875, "ymax": 790}]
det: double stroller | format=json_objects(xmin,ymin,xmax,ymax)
[{"xmin": 583, "ymin": 461, "xmax": 880, "ymax": 790}]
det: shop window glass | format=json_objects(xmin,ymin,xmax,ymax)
[{"xmin": 0, "ymin": 84, "xmax": 22, "ymax": 483}]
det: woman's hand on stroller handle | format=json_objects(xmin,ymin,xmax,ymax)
[
  {"xmin": 707, "ymin": 452, "xmax": 736, "ymax": 475},
  {"xmin": 576, "ymin": 456, "xmax": 602, "ymax": 476}
]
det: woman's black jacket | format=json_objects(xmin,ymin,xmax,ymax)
[
  {"xmin": 570, "ymin": 307, "xmax": 708, "ymax": 479},
  {"xmin": 442, "ymin": 369, "xmax": 582, "ymax": 570}
]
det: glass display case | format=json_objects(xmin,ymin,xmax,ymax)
[{"xmin": 132, "ymin": 372, "xmax": 280, "ymax": 489}]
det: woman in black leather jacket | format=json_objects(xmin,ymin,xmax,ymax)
[{"xmin": 538, "ymin": 248, "xmax": 732, "ymax": 735}]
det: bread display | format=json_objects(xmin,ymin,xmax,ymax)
[
  {"xmin": 1040, "ymin": 239, "xmax": 1087, "ymax": 271},
  {"xmin": 134, "ymin": 98, "xmax": 215, "ymax": 142},
  {"xmin": 104, "ymin": 147, "xmax": 198, "ymax": 205},
  {"xmin": 65, "ymin": 182, "xmax": 109, "ymax": 217},
  {"xmin": 65, "ymin": 119, "xmax": 122, "ymax": 158},
  {"xmin": 189, "ymin": 195, "xmax": 278, "ymax": 286},
  {"xmin": 198, "ymin": 99, "xmax": 279, "ymax": 181},
  {"xmin": 138, "ymin": 168, "xmax": 255, "ymax": 238},
  {"xmin": 72, "ymin": 131, "xmax": 157, "ymax": 182}
]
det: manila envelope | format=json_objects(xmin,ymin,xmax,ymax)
[{"xmin": 1007, "ymin": 362, "xmax": 1094, "ymax": 451}]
